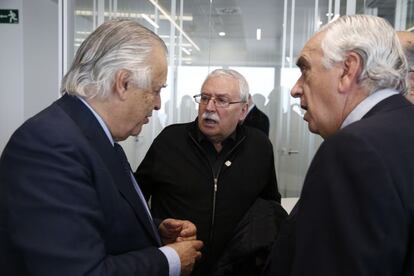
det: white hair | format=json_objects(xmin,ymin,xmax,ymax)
[
  {"xmin": 320, "ymin": 15, "xmax": 408, "ymax": 94},
  {"xmin": 61, "ymin": 19, "xmax": 167, "ymax": 99},
  {"xmin": 204, "ymin": 69, "xmax": 249, "ymax": 102}
]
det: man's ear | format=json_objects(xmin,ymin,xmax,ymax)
[
  {"xmin": 113, "ymin": 69, "xmax": 130, "ymax": 100},
  {"xmin": 339, "ymin": 52, "xmax": 362, "ymax": 93},
  {"xmin": 239, "ymin": 102, "xmax": 249, "ymax": 121}
]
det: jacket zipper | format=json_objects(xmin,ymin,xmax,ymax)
[
  {"xmin": 209, "ymin": 177, "xmax": 218, "ymax": 243},
  {"xmin": 189, "ymin": 133, "xmax": 246, "ymax": 245}
]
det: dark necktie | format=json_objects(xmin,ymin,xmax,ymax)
[
  {"xmin": 113, "ymin": 143, "xmax": 161, "ymax": 244},
  {"xmin": 114, "ymin": 143, "xmax": 133, "ymax": 172}
]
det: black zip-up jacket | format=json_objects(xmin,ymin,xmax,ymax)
[{"xmin": 135, "ymin": 121, "xmax": 281, "ymax": 275}]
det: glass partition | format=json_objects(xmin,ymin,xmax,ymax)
[{"xmin": 61, "ymin": 0, "xmax": 409, "ymax": 197}]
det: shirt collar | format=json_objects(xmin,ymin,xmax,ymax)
[
  {"xmin": 77, "ymin": 96, "xmax": 115, "ymax": 146},
  {"xmin": 341, "ymin": 89, "xmax": 399, "ymax": 129}
]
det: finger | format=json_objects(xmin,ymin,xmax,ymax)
[
  {"xmin": 176, "ymin": 235, "xmax": 196, "ymax": 242},
  {"xmin": 180, "ymin": 224, "xmax": 196, "ymax": 236},
  {"xmin": 179, "ymin": 229, "xmax": 195, "ymax": 237},
  {"xmin": 164, "ymin": 219, "xmax": 183, "ymax": 230},
  {"xmin": 195, "ymin": 251, "xmax": 202, "ymax": 260},
  {"xmin": 191, "ymin": 240, "xmax": 204, "ymax": 250}
]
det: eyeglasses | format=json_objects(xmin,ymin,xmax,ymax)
[{"xmin": 193, "ymin": 94, "xmax": 245, "ymax": 108}]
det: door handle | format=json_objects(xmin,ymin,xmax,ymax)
[{"xmin": 280, "ymin": 147, "xmax": 299, "ymax": 156}]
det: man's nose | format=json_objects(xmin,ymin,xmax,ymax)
[
  {"xmin": 205, "ymin": 97, "xmax": 216, "ymax": 111},
  {"xmin": 291, "ymin": 78, "xmax": 303, "ymax": 98},
  {"xmin": 153, "ymin": 94, "xmax": 161, "ymax": 110}
]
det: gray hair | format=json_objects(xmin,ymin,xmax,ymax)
[
  {"xmin": 203, "ymin": 69, "xmax": 249, "ymax": 102},
  {"xmin": 61, "ymin": 19, "xmax": 167, "ymax": 99},
  {"xmin": 319, "ymin": 15, "xmax": 408, "ymax": 95}
]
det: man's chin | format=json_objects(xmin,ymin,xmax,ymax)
[
  {"xmin": 307, "ymin": 123, "xmax": 321, "ymax": 136},
  {"xmin": 131, "ymin": 124, "xmax": 144, "ymax": 137}
]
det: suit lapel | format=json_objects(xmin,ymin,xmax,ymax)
[{"xmin": 57, "ymin": 94, "xmax": 161, "ymax": 245}]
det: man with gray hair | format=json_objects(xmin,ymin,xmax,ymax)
[
  {"xmin": 136, "ymin": 69, "xmax": 285, "ymax": 275},
  {"xmin": 397, "ymin": 31, "xmax": 414, "ymax": 103},
  {"xmin": 0, "ymin": 20, "xmax": 203, "ymax": 276},
  {"xmin": 264, "ymin": 15, "xmax": 414, "ymax": 275}
]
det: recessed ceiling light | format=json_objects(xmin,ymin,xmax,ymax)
[
  {"xmin": 219, "ymin": 32, "xmax": 226, "ymax": 37},
  {"xmin": 256, "ymin": 28, "xmax": 262, "ymax": 40}
]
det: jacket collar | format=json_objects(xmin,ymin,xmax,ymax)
[{"xmin": 363, "ymin": 93, "xmax": 412, "ymax": 119}]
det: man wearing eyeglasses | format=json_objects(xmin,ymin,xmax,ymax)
[{"xmin": 136, "ymin": 69, "xmax": 284, "ymax": 275}]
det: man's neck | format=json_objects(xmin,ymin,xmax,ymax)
[{"xmin": 213, "ymin": 142, "xmax": 223, "ymax": 153}]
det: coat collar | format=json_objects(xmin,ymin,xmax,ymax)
[{"xmin": 363, "ymin": 93, "xmax": 412, "ymax": 119}]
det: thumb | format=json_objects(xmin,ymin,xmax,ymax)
[{"xmin": 164, "ymin": 219, "xmax": 183, "ymax": 229}]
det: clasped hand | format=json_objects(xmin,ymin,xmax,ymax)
[{"xmin": 160, "ymin": 219, "xmax": 203, "ymax": 276}]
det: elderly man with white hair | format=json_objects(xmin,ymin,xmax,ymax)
[
  {"xmin": 264, "ymin": 15, "xmax": 414, "ymax": 276},
  {"xmin": 0, "ymin": 20, "xmax": 203, "ymax": 276}
]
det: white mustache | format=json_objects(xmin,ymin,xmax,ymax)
[{"xmin": 201, "ymin": 112, "xmax": 220, "ymax": 123}]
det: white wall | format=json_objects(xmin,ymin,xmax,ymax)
[
  {"xmin": 0, "ymin": 0, "xmax": 58, "ymax": 152},
  {"xmin": 0, "ymin": 0, "xmax": 24, "ymax": 151},
  {"xmin": 23, "ymin": 0, "xmax": 59, "ymax": 119}
]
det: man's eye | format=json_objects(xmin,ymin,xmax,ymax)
[
  {"xmin": 301, "ymin": 65, "xmax": 309, "ymax": 74},
  {"xmin": 200, "ymin": 95, "xmax": 210, "ymax": 101},
  {"xmin": 216, "ymin": 98, "xmax": 228, "ymax": 104}
]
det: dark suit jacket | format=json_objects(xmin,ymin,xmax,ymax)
[
  {"xmin": 0, "ymin": 94, "xmax": 168, "ymax": 276},
  {"xmin": 243, "ymin": 106, "xmax": 270, "ymax": 136},
  {"xmin": 264, "ymin": 94, "xmax": 414, "ymax": 276}
]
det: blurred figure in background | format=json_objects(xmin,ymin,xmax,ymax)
[{"xmin": 243, "ymin": 93, "xmax": 270, "ymax": 136}]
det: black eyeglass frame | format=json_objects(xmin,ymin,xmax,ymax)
[{"xmin": 193, "ymin": 93, "xmax": 245, "ymax": 108}]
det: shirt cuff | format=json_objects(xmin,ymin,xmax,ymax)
[{"xmin": 159, "ymin": 246, "xmax": 181, "ymax": 276}]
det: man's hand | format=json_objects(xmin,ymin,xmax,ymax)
[
  {"xmin": 159, "ymin": 218, "xmax": 197, "ymax": 244},
  {"xmin": 166, "ymin": 240, "xmax": 203, "ymax": 276}
]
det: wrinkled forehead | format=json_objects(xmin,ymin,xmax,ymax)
[
  {"xmin": 302, "ymin": 32, "xmax": 324, "ymax": 56},
  {"xmin": 296, "ymin": 32, "xmax": 325, "ymax": 65}
]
